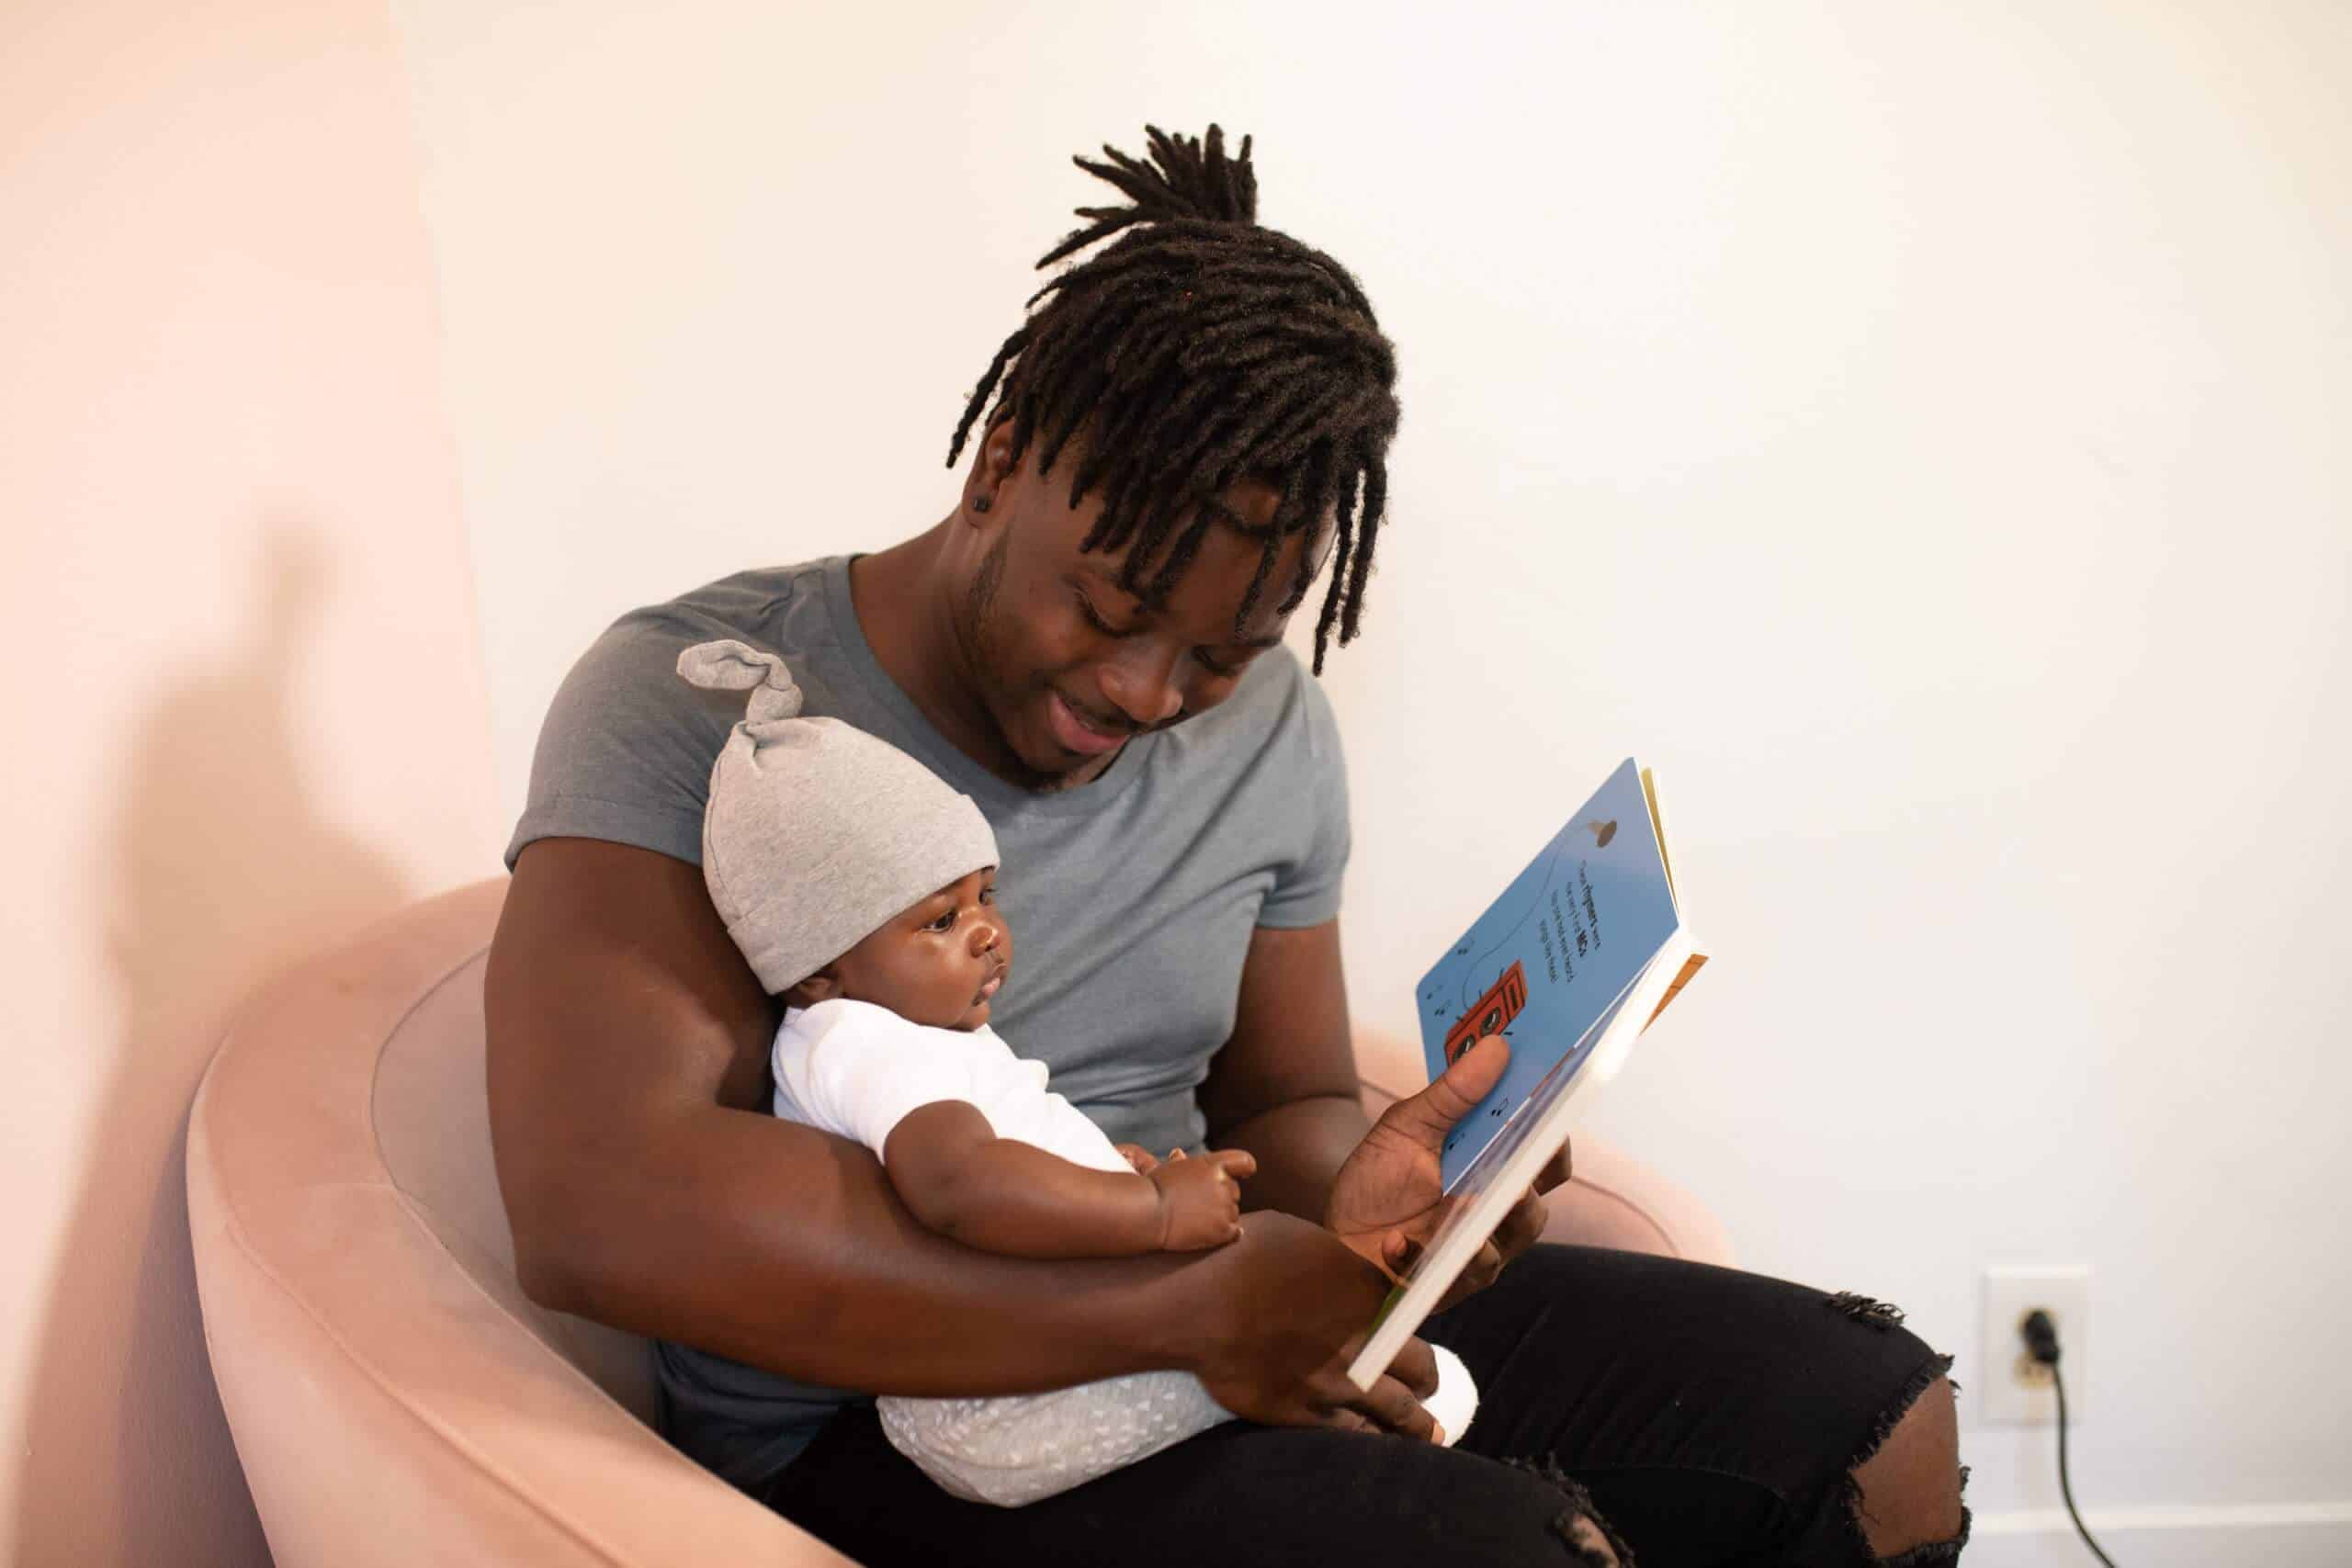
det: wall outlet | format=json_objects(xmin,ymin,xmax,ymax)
[{"xmin": 1979, "ymin": 1265, "xmax": 2089, "ymax": 1425}]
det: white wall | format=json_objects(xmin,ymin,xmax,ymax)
[
  {"xmin": 1, "ymin": 1, "xmax": 503, "ymax": 1561},
  {"xmin": 392, "ymin": 0, "xmax": 2351, "ymax": 1556}
]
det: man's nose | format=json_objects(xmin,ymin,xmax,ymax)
[{"xmin": 1098, "ymin": 642, "xmax": 1185, "ymax": 728}]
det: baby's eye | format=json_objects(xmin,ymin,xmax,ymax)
[
  {"xmin": 926, "ymin": 909, "xmax": 957, "ymax": 932},
  {"xmin": 978, "ymin": 886, "xmax": 997, "ymax": 904}
]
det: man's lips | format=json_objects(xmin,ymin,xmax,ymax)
[{"xmin": 1047, "ymin": 690, "xmax": 1131, "ymax": 757}]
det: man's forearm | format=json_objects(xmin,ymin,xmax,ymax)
[
  {"xmin": 526, "ymin": 1103, "xmax": 1208, "ymax": 1398},
  {"xmin": 1216, "ymin": 1093, "xmax": 1369, "ymax": 1223}
]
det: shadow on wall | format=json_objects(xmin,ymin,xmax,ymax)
[{"xmin": 12, "ymin": 521, "xmax": 413, "ymax": 1567}]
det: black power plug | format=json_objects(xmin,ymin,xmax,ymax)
[
  {"xmin": 2022, "ymin": 1308, "xmax": 2061, "ymax": 1369},
  {"xmin": 2018, "ymin": 1308, "xmax": 2117, "ymax": 1566}
]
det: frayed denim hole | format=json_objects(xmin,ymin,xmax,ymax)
[
  {"xmin": 1503, "ymin": 1454, "xmax": 1637, "ymax": 1567},
  {"xmin": 1826, "ymin": 1291, "xmax": 1909, "ymax": 1330},
  {"xmin": 1839, "ymin": 1357, "xmax": 1971, "ymax": 1566}
]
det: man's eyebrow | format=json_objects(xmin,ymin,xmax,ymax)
[{"xmin": 1080, "ymin": 559, "xmax": 1283, "ymax": 649}]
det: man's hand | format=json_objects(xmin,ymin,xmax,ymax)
[
  {"xmin": 1322, "ymin": 1035, "xmax": 1572, "ymax": 1310},
  {"xmin": 1183, "ymin": 1211, "xmax": 1445, "ymax": 1443},
  {"xmin": 1148, "ymin": 1147, "xmax": 1257, "ymax": 1250}
]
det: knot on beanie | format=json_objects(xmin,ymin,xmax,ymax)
[
  {"xmin": 677, "ymin": 637, "xmax": 1000, "ymax": 996},
  {"xmin": 676, "ymin": 637, "xmax": 803, "ymax": 726}
]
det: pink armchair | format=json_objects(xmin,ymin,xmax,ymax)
[{"xmin": 187, "ymin": 878, "xmax": 1728, "ymax": 1567}]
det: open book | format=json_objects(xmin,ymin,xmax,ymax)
[{"xmin": 1346, "ymin": 758, "xmax": 1708, "ymax": 1393}]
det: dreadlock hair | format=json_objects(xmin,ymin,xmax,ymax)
[{"xmin": 945, "ymin": 124, "xmax": 1400, "ymax": 675}]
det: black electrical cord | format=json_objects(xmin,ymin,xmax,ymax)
[{"xmin": 2021, "ymin": 1309, "xmax": 2120, "ymax": 1567}]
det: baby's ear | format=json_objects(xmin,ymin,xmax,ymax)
[{"xmin": 785, "ymin": 969, "xmax": 840, "ymax": 1007}]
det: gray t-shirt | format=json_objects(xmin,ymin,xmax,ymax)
[{"xmin": 505, "ymin": 555, "xmax": 1351, "ymax": 1489}]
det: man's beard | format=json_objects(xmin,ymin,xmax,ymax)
[
  {"xmin": 959, "ymin": 528, "xmax": 1012, "ymax": 709},
  {"xmin": 957, "ymin": 532, "xmax": 1075, "ymax": 793},
  {"xmin": 965, "ymin": 528, "xmax": 1008, "ymax": 660}
]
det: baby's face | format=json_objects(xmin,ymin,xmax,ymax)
[{"xmin": 822, "ymin": 867, "xmax": 1012, "ymax": 1031}]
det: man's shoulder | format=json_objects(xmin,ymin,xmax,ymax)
[
  {"xmin": 598, "ymin": 558, "xmax": 842, "ymax": 658},
  {"xmin": 559, "ymin": 558, "xmax": 850, "ymax": 728},
  {"xmin": 505, "ymin": 558, "xmax": 847, "ymax": 872}
]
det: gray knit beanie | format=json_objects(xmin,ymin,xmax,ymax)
[{"xmin": 677, "ymin": 638, "xmax": 999, "ymax": 994}]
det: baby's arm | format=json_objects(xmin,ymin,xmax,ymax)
[{"xmin": 882, "ymin": 1102, "xmax": 1255, "ymax": 1258}]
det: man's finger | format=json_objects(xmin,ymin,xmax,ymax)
[
  {"xmin": 1492, "ymin": 1190, "xmax": 1550, "ymax": 1260},
  {"xmin": 1385, "ymin": 1336, "xmax": 1440, "ymax": 1400},
  {"xmin": 1532, "ymin": 1138, "xmax": 1574, "ymax": 1196},
  {"xmin": 1461, "ymin": 1239, "xmax": 1503, "ymax": 1292},
  {"xmin": 1348, "ymin": 1371, "xmax": 1439, "ymax": 1444},
  {"xmin": 1429, "ymin": 1237, "xmax": 1509, "ymax": 1312},
  {"xmin": 1374, "ymin": 1035, "xmax": 1511, "ymax": 1147}
]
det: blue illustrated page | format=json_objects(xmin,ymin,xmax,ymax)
[{"xmin": 1417, "ymin": 758, "xmax": 1683, "ymax": 1191}]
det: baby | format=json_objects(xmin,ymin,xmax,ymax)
[{"xmin": 677, "ymin": 638, "xmax": 1470, "ymax": 1506}]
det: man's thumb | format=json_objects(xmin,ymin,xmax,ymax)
[{"xmin": 1380, "ymin": 1034, "xmax": 1510, "ymax": 1145}]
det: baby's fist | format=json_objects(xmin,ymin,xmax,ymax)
[{"xmin": 1148, "ymin": 1147, "xmax": 1257, "ymax": 1251}]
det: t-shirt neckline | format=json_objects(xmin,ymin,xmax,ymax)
[{"xmin": 817, "ymin": 553, "xmax": 1158, "ymax": 817}]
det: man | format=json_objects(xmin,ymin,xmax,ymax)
[{"xmin": 487, "ymin": 125, "xmax": 1968, "ymax": 1565}]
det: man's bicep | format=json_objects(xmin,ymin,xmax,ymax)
[
  {"xmin": 1196, "ymin": 919, "xmax": 1362, "ymax": 1141},
  {"xmin": 486, "ymin": 839, "xmax": 780, "ymax": 1300},
  {"xmin": 492, "ymin": 837, "xmax": 775, "ymax": 1105}
]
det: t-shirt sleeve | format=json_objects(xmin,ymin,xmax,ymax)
[
  {"xmin": 1255, "ymin": 665, "xmax": 1353, "ymax": 929},
  {"xmin": 791, "ymin": 1008, "xmax": 981, "ymax": 1154},
  {"xmin": 503, "ymin": 608, "xmax": 748, "ymax": 872}
]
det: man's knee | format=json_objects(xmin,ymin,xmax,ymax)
[{"xmin": 1848, "ymin": 1372, "xmax": 1969, "ymax": 1562}]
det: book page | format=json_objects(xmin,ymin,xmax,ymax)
[{"xmin": 1416, "ymin": 758, "xmax": 1682, "ymax": 1191}]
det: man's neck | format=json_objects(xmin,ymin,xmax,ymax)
[{"xmin": 847, "ymin": 530, "xmax": 1115, "ymax": 794}]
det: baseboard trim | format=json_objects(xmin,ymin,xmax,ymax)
[{"xmin": 1973, "ymin": 1499, "xmax": 2352, "ymax": 1535}]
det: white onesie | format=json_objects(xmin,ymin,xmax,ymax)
[
  {"xmin": 772, "ymin": 997, "xmax": 1476, "ymax": 1506},
  {"xmin": 772, "ymin": 997, "xmax": 1235, "ymax": 1506}
]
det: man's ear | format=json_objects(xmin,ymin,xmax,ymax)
[{"xmin": 966, "ymin": 416, "xmax": 1019, "ymax": 525}]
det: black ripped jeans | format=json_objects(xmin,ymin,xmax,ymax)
[{"xmin": 760, "ymin": 1246, "xmax": 1968, "ymax": 1566}]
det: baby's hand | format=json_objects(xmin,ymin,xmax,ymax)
[
  {"xmin": 1114, "ymin": 1143, "xmax": 1161, "ymax": 1176},
  {"xmin": 1148, "ymin": 1147, "xmax": 1258, "ymax": 1251}
]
